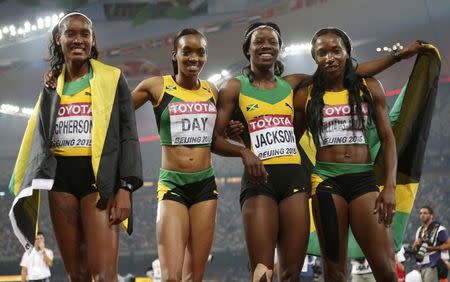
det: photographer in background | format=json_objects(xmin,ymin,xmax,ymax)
[{"xmin": 412, "ymin": 206, "xmax": 450, "ymax": 281}]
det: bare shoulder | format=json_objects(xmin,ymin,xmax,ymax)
[
  {"xmin": 283, "ymin": 73, "xmax": 312, "ymax": 88},
  {"xmin": 364, "ymin": 77, "xmax": 386, "ymax": 106},
  {"xmin": 142, "ymin": 76, "xmax": 164, "ymax": 98},
  {"xmin": 140, "ymin": 76, "xmax": 164, "ymax": 92},
  {"xmin": 207, "ymin": 81, "xmax": 219, "ymax": 99},
  {"xmin": 364, "ymin": 77, "xmax": 383, "ymax": 91},
  {"xmin": 219, "ymin": 77, "xmax": 241, "ymax": 97},
  {"xmin": 293, "ymin": 85, "xmax": 309, "ymax": 112}
]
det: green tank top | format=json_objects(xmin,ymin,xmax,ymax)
[
  {"xmin": 305, "ymin": 80, "xmax": 370, "ymax": 147},
  {"xmin": 234, "ymin": 75, "xmax": 300, "ymax": 165},
  {"xmin": 153, "ymin": 75, "xmax": 216, "ymax": 146}
]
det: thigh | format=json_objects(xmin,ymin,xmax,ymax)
[
  {"xmin": 349, "ymin": 192, "xmax": 395, "ymax": 280},
  {"xmin": 182, "ymin": 199, "xmax": 217, "ymax": 281},
  {"xmin": 48, "ymin": 191, "xmax": 87, "ymax": 276},
  {"xmin": 242, "ymin": 195, "xmax": 279, "ymax": 273},
  {"xmin": 157, "ymin": 200, "xmax": 190, "ymax": 279},
  {"xmin": 80, "ymin": 193, "xmax": 119, "ymax": 280},
  {"xmin": 312, "ymin": 192, "xmax": 349, "ymax": 281},
  {"xmin": 277, "ymin": 192, "xmax": 310, "ymax": 281}
]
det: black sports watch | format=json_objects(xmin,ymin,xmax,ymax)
[
  {"xmin": 392, "ymin": 48, "xmax": 402, "ymax": 63},
  {"xmin": 120, "ymin": 180, "xmax": 134, "ymax": 192}
]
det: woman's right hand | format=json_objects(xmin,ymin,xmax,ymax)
[
  {"xmin": 240, "ymin": 148, "xmax": 268, "ymax": 184},
  {"xmin": 44, "ymin": 70, "xmax": 57, "ymax": 89}
]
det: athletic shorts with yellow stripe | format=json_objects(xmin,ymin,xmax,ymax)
[
  {"xmin": 240, "ymin": 164, "xmax": 308, "ymax": 207},
  {"xmin": 157, "ymin": 167, "xmax": 218, "ymax": 207},
  {"xmin": 311, "ymin": 161, "xmax": 379, "ymax": 203}
]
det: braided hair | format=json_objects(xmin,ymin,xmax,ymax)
[
  {"xmin": 305, "ymin": 27, "xmax": 375, "ymax": 145},
  {"xmin": 241, "ymin": 22, "xmax": 284, "ymax": 83}
]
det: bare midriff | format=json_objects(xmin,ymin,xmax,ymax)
[
  {"xmin": 161, "ymin": 146, "xmax": 212, "ymax": 172},
  {"xmin": 317, "ymin": 144, "xmax": 372, "ymax": 164}
]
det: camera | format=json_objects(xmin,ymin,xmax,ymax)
[
  {"xmin": 415, "ymin": 229, "xmax": 433, "ymax": 262},
  {"xmin": 404, "ymin": 238, "xmax": 430, "ymax": 263},
  {"xmin": 415, "ymin": 240, "xmax": 429, "ymax": 262}
]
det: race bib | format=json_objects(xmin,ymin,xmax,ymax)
[
  {"xmin": 248, "ymin": 114, "xmax": 297, "ymax": 160},
  {"xmin": 52, "ymin": 102, "xmax": 92, "ymax": 148},
  {"xmin": 319, "ymin": 103, "xmax": 368, "ymax": 147},
  {"xmin": 169, "ymin": 101, "xmax": 216, "ymax": 145}
]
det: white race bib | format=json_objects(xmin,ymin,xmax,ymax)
[
  {"xmin": 169, "ymin": 101, "xmax": 216, "ymax": 145},
  {"xmin": 52, "ymin": 102, "xmax": 92, "ymax": 148},
  {"xmin": 319, "ymin": 103, "xmax": 368, "ymax": 147},
  {"xmin": 248, "ymin": 114, "xmax": 297, "ymax": 160}
]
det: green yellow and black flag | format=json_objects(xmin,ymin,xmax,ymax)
[{"xmin": 302, "ymin": 47, "xmax": 441, "ymax": 258}]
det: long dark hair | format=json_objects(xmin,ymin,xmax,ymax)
[
  {"xmin": 241, "ymin": 22, "xmax": 284, "ymax": 83},
  {"xmin": 305, "ymin": 27, "xmax": 375, "ymax": 144},
  {"xmin": 47, "ymin": 14, "xmax": 99, "ymax": 79},
  {"xmin": 171, "ymin": 28, "xmax": 207, "ymax": 75}
]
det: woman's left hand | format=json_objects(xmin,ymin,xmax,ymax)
[
  {"xmin": 374, "ymin": 182, "xmax": 396, "ymax": 227},
  {"xmin": 400, "ymin": 40, "xmax": 434, "ymax": 60},
  {"xmin": 44, "ymin": 70, "xmax": 57, "ymax": 89},
  {"xmin": 108, "ymin": 188, "xmax": 131, "ymax": 226}
]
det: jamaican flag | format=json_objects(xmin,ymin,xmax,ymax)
[{"xmin": 303, "ymin": 47, "xmax": 441, "ymax": 258}]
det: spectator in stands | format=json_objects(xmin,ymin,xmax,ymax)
[
  {"xmin": 20, "ymin": 231, "xmax": 53, "ymax": 282},
  {"xmin": 396, "ymin": 246, "xmax": 407, "ymax": 282}
]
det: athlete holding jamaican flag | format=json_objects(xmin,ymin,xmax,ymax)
[
  {"xmin": 9, "ymin": 12, "xmax": 143, "ymax": 281},
  {"xmin": 294, "ymin": 28, "xmax": 440, "ymax": 281}
]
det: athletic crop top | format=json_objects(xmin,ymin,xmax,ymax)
[
  {"xmin": 306, "ymin": 82, "xmax": 370, "ymax": 147},
  {"xmin": 51, "ymin": 68, "xmax": 93, "ymax": 156},
  {"xmin": 154, "ymin": 75, "xmax": 217, "ymax": 146},
  {"xmin": 235, "ymin": 75, "xmax": 300, "ymax": 165}
]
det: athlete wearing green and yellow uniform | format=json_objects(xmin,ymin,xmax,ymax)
[
  {"xmin": 154, "ymin": 75, "xmax": 218, "ymax": 206},
  {"xmin": 11, "ymin": 13, "xmax": 142, "ymax": 282},
  {"xmin": 305, "ymin": 83, "xmax": 379, "ymax": 202},
  {"xmin": 211, "ymin": 23, "xmax": 312, "ymax": 281},
  {"xmin": 234, "ymin": 74, "xmax": 307, "ymax": 206},
  {"xmin": 50, "ymin": 68, "xmax": 97, "ymax": 199},
  {"xmin": 131, "ymin": 29, "xmax": 219, "ymax": 281},
  {"xmin": 295, "ymin": 28, "xmax": 398, "ymax": 281}
]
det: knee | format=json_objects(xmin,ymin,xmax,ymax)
[
  {"xmin": 161, "ymin": 269, "xmax": 182, "ymax": 282},
  {"xmin": 66, "ymin": 270, "xmax": 90, "ymax": 282},
  {"xmin": 64, "ymin": 263, "xmax": 89, "ymax": 282},
  {"xmin": 182, "ymin": 271, "xmax": 204, "ymax": 282},
  {"xmin": 90, "ymin": 266, "xmax": 117, "ymax": 282},
  {"xmin": 371, "ymin": 258, "xmax": 397, "ymax": 282},
  {"xmin": 279, "ymin": 265, "xmax": 301, "ymax": 282},
  {"xmin": 374, "ymin": 268, "xmax": 397, "ymax": 282}
]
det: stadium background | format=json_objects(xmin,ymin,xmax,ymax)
[{"xmin": 0, "ymin": 0, "xmax": 449, "ymax": 280}]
